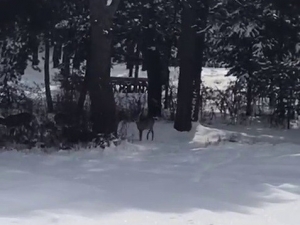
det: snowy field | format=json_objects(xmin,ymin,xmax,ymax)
[{"xmin": 1, "ymin": 122, "xmax": 300, "ymax": 225}]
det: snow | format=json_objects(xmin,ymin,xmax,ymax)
[
  {"xmin": 106, "ymin": 0, "xmax": 113, "ymax": 6},
  {"xmin": 1, "ymin": 122, "xmax": 300, "ymax": 225},
  {"xmin": 21, "ymin": 63, "xmax": 231, "ymax": 94},
  {"xmin": 7, "ymin": 57, "xmax": 300, "ymax": 224},
  {"xmin": 110, "ymin": 64, "xmax": 231, "ymax": 90}
]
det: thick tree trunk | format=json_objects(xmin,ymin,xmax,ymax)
[
  {"xmin": 142, "ymin": 0, "xmax": 163, "ymax": 117},
  {"xmin": 44, "ymin": 36, "xmax": 53, "ymax": 112},
  {"xmin": 32, "ymin": 36, "xmax": 39, "ymax": 66},
  {"xmin": 88, "ymin": 0, "xmax": 120, "ymax": 135},
  {"xmin": 191, "ymin": 0, "xmax": 208, "ymax": 122},
  {"xmin": 191, "ymin": 35, "xmax": 205, "ymax": 122},
  {"xmin": 145, "ymin": 49, "xmax": 163, "ymax": 117},
  {"xmin": 174, "ymin": 4, "xmax": 197, "ymax": 131}
]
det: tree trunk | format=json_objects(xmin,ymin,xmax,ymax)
[
  {"xmin": 191, "ymin": 0, "xmax": 208, "ymax": 122},
  {"xmin": 44, "ymin": 35, "xmax": 54, "ymax": 112},
  {"xmin": 191, "ymin": 35, "xmax": 205, "ymax": 122},
  {"xmin": 32, "ymin": 36, "xmax": 39, "ymax": 66},
  {"xmin": 88, "ymin": 0, "xmax": 120, "ymax": 135},
  {"xmin": 287, "ymin": 88, "xmax": 292, "ymax": 129},
  {"xmin": 53, "ymin": 41, "xmax": 62, "ymax": 68},
  {"xmin": 246, "ymin": 77, "xmax": 252, "ymax": 116},
  {"xmin": 145, "ymin": 49, "xmax": 163, "ymax": 117},
  {"xmin": 61, "ymin": 44, "xmax": 71, "ymax": 77},
  {"xmin": 162, "ymin": 38, "xmax": 172, "ymax": 109},
  {"xmin": 191, "ymin": 69, "xmax": 201, "ymax": 121},
  {"xmin": 73, "ymin": 50, "xmax": 81, "ymax": 70},
  {"xmin": 142, "ymin": 0, "xmax": 163, "ymax": 117},
  {"xmin": 174, "ymin": 3, "xmax": 198, "ymax": 131},
  {"xmin": 133, "ymin": 43, "xmax": 140, "ymax": 92},
  {"xmin": 126, "ymin": 40, "xmax": 135, "ymax": 77},
  {"xmin": 77, "ymin": 58, "xmax": 90, "ymax": 113}
]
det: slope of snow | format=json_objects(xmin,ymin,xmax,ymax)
[{"xmin": 1, "ymin": 122, "xmax": 300, "ymax": 225}]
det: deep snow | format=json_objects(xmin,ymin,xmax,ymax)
[{"xmin": 1, "ymin": 122, "xmax": 300, "ymax": 225}]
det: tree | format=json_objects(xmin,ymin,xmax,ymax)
[
  {"xmin": 208, "ymin": 0, "xmax": 268, "ymax": 116},
  {"xmin": 44, "ymin": 34, "xmax": 53, "ymax": 112},
  {"xmin": 174, "ymin": 0, "xmax": 208, "ymax": 131},
  {"xmin": 88, "ymin": 0, "xmax": 120, "ymax": 134},
  {"xmin": 206, "ymin": 0, "xmax": 300, "ymax": 128}
]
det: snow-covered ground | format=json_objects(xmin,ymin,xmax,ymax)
[
  {"xmin": 4, "ymin": 57, "xmax": 298, "ymax": 224},
  {"xmin": 1, "ymin": 121, "xmax": 300, "ymax": 225}
]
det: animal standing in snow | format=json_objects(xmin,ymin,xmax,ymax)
[
  {"xmin": 0, "ymin": 112, "xmax": 35, "ymax": 137},
  {"xmin": 136, "ymin": 112, "xmax": 155, "ymax": 141}
]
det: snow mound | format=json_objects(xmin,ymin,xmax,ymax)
[
  {"xmin": 192, "ymin": 124, "xmax": 257, "ymax": 146},
  {"xmin": 116, "ymin": 121, "xmax": 258, "ymax": 149}
]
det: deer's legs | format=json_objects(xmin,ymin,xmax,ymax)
[
  {"xmin": 139, "ymin": 130, "xmax": 143, "ymax": 141},
  {"xmin": 25, "ymin": 123, "xmax": 35, "ymax": 139},
  {"xmin": 9, "ymin": 127, "xmax": 15, "ymax": 137},
  {"xmin": 147, "ymin": 129, "xmax": 154, "ymax": 141}
]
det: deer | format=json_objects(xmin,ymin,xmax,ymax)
[
  {"xmin": 135, "ymin": 111, "xmax": 155, "ymax": 141},
  {"xmin": 0, "ymin": 112, "xmax": 35, "ymax": 137}
]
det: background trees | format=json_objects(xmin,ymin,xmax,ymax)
[{"xmin": 0, "ymin": 0, "xmax": 299, "ymax": 146}]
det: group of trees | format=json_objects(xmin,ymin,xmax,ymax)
[{"xmin": 0, "ymin": 0, "xmax": 300, "ymax": 140}]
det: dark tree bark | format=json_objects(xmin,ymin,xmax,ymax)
[
  {"xmin": 245, "ymin": 43, "xmax": 254, "ymax": 117},
  {"xmin": 88, "ymin": 0, "xmax": 120, "ymax": 134},
  {"xmin": 191, "ymin": 0, "xmax": 208, "ymax": 122},
  {"xmin": 27, "ymin": 33, "xmax": 39, "ymax": 66},
  {"xmin": 77, "ymin": 58, "xmax": 90, "ymax": 113},
  {"xmin": 73, "ymin": 50, "xmax": 81, "ymax": 70},
  {"xmin": 32, "ymin": 36, "xmax": 39, "ymax": 66},
  {"xmin": 142, "ymin": 0, "xmax": 163, "ymax": 117},
  {"xmin": 162, "ymin": 38, "xmax": 172, "ymax": 110},
  {"xmin": 246, "ymin": 77, "xmax": 253, "ymax": 116},
  {"xmin": 53, "ymin": 41, "xmax": 62, "ymax": 68},
  {"xmin": 61, "ymin": 44, "xmax": 71, "ymax": 77},
  {"xmin": 145, "ymin": 49, "xmax": 163, "ymax": 117},
  {"xmin": 174, "ymin": 2, "xmax": 198, "ymax": 131},
  {"xmin": 175, "ymin": 0, "xmax": 208, "ymax": 129},
  {"xmin": 77, "ymin": 29, "xmax": 92, "ymax": 113},
  {"xmin": 126, "ymin": 40, "xmax": 135, "ymax": 77},
  {"xmin": 133, "ymin": 43, "xmax": 140, "ymax": 92},
  {"xmin": 191, "ymin": 34, "xmax": 205, "ymax": 122},
  {"xmin": 44, "ymin": 35, "xmax": 53, "ymax": 112}
]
